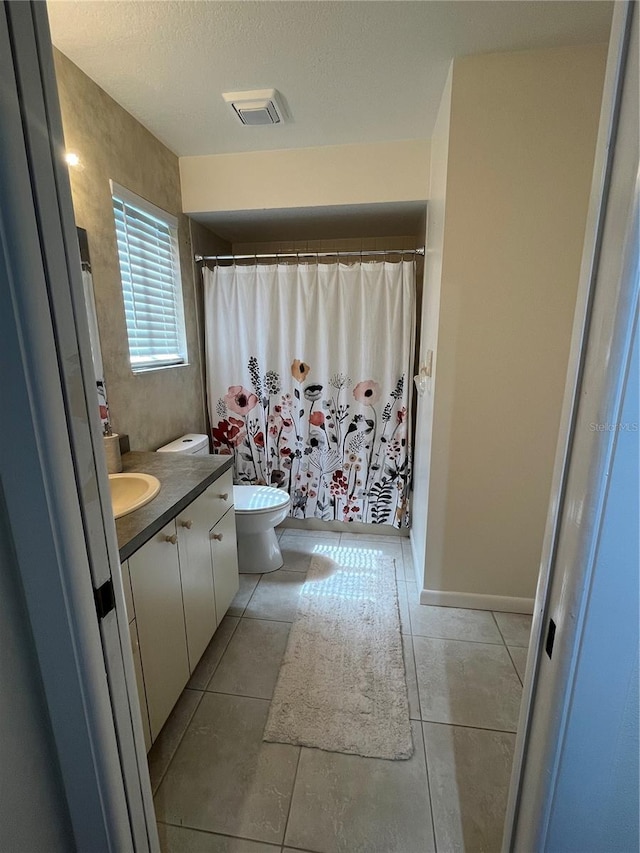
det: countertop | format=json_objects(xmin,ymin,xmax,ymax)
[{"xmin": 115, "ymin": 451, "xmax": 234, "ymax": 561}]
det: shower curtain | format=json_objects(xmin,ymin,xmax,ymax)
[{"xmin": 204, "ymin": 259, "xmax": 415, "ymax": 528}]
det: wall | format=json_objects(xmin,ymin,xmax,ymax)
[
  {"xmin": 0, "ymin": 487, "xmax": 73, "ymax": 852},
  {"xmin": 417, "ymin": 44, "xmax": 607, "ymax": 607},
  {"xmin": 180, "ymin": 139, "xmax": 430, "ymax": 215},
  {"xmin": 410, "ymin": 66, "xmax": 453, "ymax": 586},
  {"xmin": 189, "ymin": 219, "xmax": 231, "ymax": 440},
  {"xmin": 54, "ymin": 50, "xmax": 206, "ymax": 450}
]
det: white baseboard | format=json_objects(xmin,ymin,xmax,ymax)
[{"xmin": 419, "ymin": 588, "xmax": 534, "ymax": 614}]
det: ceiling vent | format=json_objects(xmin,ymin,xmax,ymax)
[{"xmin": 222, "ymin": 89, "xmax": 286, "ymax": 126}]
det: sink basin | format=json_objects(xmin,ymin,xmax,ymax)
[{"xmin": 109, "ymin": 473, "xmax": 161, "ymax": 519}]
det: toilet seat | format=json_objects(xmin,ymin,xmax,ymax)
[{"xmin": 233, "ymin": 485, "xmax": 290, "ymax": 514}]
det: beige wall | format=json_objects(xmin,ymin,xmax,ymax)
[
  {"xmin": 54, "ymin": 50, "xmax": 206, "ymax": 450},
  {"xmin": 410, "ymin": 65, "xmax": 453, "ymax": 587},
  {"xmin": 180, "ymin": 140, "xmax": 430, "ymax": 215},
  {"xmin": 417, "ymin": 44, "xmax": 607, "ymax": 605}
]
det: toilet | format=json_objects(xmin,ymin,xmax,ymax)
[
  {"xmin": 156, "ymin": 433, "xmax": 290, "ymax": 574},
  {"xmin": 233, "ymin": 485, "xmax": 291, "ymax": 574}
]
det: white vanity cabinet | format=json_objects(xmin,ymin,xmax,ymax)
[
  {"xmin": 128, "ymin": 520, "xmax": 191, "ymax": 741},
  {"xmin": 177, "ymin": 470, "xmax": 238, "ymax": 668},
  {"xmin": 210, "ymin": 504, "xmax": 240, "ymax": 621},
  {"xmin": 120, "ymin": 559, "xmax": 152, "ymax": 751},
  {"xmin": 123, "ymin": 467, "xmax": 239, "ymax": 747}
]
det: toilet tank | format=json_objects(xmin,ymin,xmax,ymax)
[{"xmin": 156, "ymin": 433, "xmax": 210, "ymax": 456}]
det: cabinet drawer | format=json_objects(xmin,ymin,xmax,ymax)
[{"xmin": 197, "ymin": 469, "xmax": 234, "ymax": 529}]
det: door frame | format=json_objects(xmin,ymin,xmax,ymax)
[
  {"xmin": 0, "ymin": 2, "xmax": 157, "ymax": 849},
  {"xmin": 502, "ymin": 1, "xmax": 638, "ymax": 847}
]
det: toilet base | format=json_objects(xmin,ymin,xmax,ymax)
[{"xmin": 236, "ymin": 527, "xmax": 284, "ymax": 574}]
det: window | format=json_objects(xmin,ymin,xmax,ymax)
[{"xmin": 111, "ymin": 182, "xmax": 187, "ymax": 372}]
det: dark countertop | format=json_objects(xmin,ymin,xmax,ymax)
[{"xmin": 116, "ymin": 451, "xmax": 234, "ymax": 561}]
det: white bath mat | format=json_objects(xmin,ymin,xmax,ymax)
[{"xmin": 263, "ymin": 551, "xmax": 413, "ymax": 760}]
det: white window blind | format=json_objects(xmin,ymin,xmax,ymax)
[{"xmin": 111, "ymin": 182, "xmax": 187, "ymax": 372}]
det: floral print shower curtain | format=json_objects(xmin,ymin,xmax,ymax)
[{"xmin": 204, "ymin": 259, "xmax": 415, "ymax": 528}]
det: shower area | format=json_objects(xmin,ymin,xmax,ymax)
[{"xmin": 193, "ymin": 214, "xmax": 426, "ymax": 534}]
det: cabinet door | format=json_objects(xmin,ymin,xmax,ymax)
[
  {"xmin": 129, "ymin": 619, "xmax": 152, "ymax": 752},
  {"xmin": 210, "ymin": 507, "xmax": 240, "ymax": 624},
  {"xmin": 177, "ymin": 492, "xmax": 217, "ymax": 672},
  {"xmin": 128, "ymin": 521, "xmax": 189, "ymax": 741},
  {"xmin": 196, "ymin": 470, "xmax": 234, "ymax": 529}
]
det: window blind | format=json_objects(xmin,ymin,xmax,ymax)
[{"xmin": 112, "ymin": 189, "xmax": 187, "ymax": 372}]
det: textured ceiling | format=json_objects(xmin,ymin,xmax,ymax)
[{"xmin": 47, "ymin": 1, "xmax": 612, "ymax": 157}]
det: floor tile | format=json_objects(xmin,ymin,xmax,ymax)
[
  {"xmin": 508, "ymin": 646, "xmax": 528, "ymax": 683},
  {"xmin": 404, "ymin": 581, "xmax": 419, "ymax": 605},
  {"xmin": 414, "ymin": 637, "xmax": 522, "ymax": 731},
  {"xmin": 423, "ymin": 722, "xmax": 515, "ymax": 853},
  {"xmin": 228, "ymin": 574, "xmax": 260, "ymax": 617},
  {"xmin": 402, "ymin": 634, "xmax": 421, "ymax": 721},
  {"xmin": 157, "ymin": 823, "xmax": 280, "ymax": 852},
  {"xmin": 148, "ymin": 689, "xmax": 203, "ymax": 794},
  {"xmin": 401, "ymin": 540, "xmax": 418, "ymax": 584},
  {"xmin": 243, "ymin": 570, "xmax": 306, "ymax": 622},
  {"xmin": 188, "ymin": 617, "xmax": 239, "ymax": 690},
  {"xmin": 409, "ymin": 604, "xmax": 503, "ymax": 644},
  {"xmin": 280, "ymin": 533, "xmax": 341, "ymax": 573},
  {"xmin": 341, "ymin": 532, "xmax": 409, "ymax": 545},
  {"xmin": 284, "ymin": 721, "xmax": 435, "ymax": 853},
  {"xmin": 280, "ymin": 527, "xmax": 342, "ymax": 539},
  {"xmin": 336, "ymin": 538, "xmax": 405, "ymax": 579},
  {"xmin": 154, "ymin": 693, "xmax": 299, "ymax": 845},
  {"xmin": 493, "ymin": 612, "xmax": 532, "ymax": 647},
  {"xmin": 396, "ymin": 581, "xmax": 411, "ymax": 634},
  {"xmin": 207, "ymin": 618, "xmax": 290, "ymax": 700}
]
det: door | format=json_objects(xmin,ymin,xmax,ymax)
[
  {"xmin": 0, "ymin": 2, "xmax": 157, "ymax": 849},
  {"xmin": 503, "ymin": 3, "xmax": 639, "ymax": 848}
]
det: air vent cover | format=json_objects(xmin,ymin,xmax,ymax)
[{"xmin": 222, "ymin": 89, "xmax": 285, "ymax": 126}]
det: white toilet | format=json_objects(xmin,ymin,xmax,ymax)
[{"xmin": 233, "ymin": 485, "xmax": 291, "ymax": 574}]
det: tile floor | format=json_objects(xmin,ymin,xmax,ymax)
[{"xmin": 151, "ymin": 529, "xmax": 532, "ymax": 853}]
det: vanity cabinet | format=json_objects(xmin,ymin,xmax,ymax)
[
  {"xmin": 123, "ymin": 469, "xmax": 239, "ymax": 746},
  {"xmin": 210, "ymin": 504, "xmax": 240, "ymax": 620},
  {"xmin": 128, "ymin": 520, "xmax": 190, "ymax": 741}
]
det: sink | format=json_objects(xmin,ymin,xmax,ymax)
[{"xmin": 109, "ymin": 473, "xmax": 161, "ymax": 519}]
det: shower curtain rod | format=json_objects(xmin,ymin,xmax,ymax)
[{"xmin": 194, "ymin": 247, "xmax": 425, "ymax": 262}]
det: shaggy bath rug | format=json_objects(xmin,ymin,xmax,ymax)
[{"xmin": 263, "ymin": 550, "xmax": 413, "ymax": 760}]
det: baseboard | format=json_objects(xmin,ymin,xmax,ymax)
[{"xmin": 419, "ymin": 588, "xmax": 534, "ymax": 614}]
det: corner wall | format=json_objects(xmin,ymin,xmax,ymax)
[
  {"xmin": 54, "ymin": 50, "xmax": 207, "ymax": 450},
  {"xmin": 414, "ymin": 44, "xmax": 607, "ymax": 608},
  {"xmin": 180, "ymin": 139, "xmax": 430, "ymax": 215},
  {"xmin": 410, "ymin": 65, "xmax": 452, "ymax": 586}
]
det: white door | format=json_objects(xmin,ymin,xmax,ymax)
[
  {"xmin": 503, "ymin": 3, "xmax": 639, "ymax": 849},
  {"xmin": 0, "ymin": 3, "xmax": 157, "ymax": 849}
]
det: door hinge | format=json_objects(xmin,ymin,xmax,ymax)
[{"xmin": 94, "ymin": 578, "xmax": 115, "ymax": 621}]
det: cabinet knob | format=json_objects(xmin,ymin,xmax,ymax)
[
  {"xmin": 180, "ymin": 519, "xmax": 193, "ymax": 529},
  {"xmin": 217, "ymin": 492, "xmax": 229, "ymax": 501},
  {"xmin": 164, "ymin": 534, "xmax": 178, "ymax": 545},
  {"xmin": 211, "ymin": 532, "xmax": 223, "ymax": 542}
]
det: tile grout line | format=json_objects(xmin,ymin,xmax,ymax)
[
  {"xmin": 420, "ymin": 718, "xmax": 439, "ymax": 853},
  {"xmin": 159, "ymin": 818, "xmax": 282, "ymax": 849},
  {"xmin": 504, "ymin": 645, "xmax": 525, "ymax": 687},
  {"xmin": 152, "ymin": 686, "xmax": 205, "ymax": 796},
  {"xmin": 490, "ymin": 610, "xmax": 508, "ymax": 647},
  {"xmin": 421, "ymin": 718, "xmax": 519, "ymax": 736},
  {"xmin": 281, "ymin": 743, "xmax": 303, "ymax": 850},
  {"xmin": 200, "ymin": 616, "xmax": 242, "ymax": 691}
]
